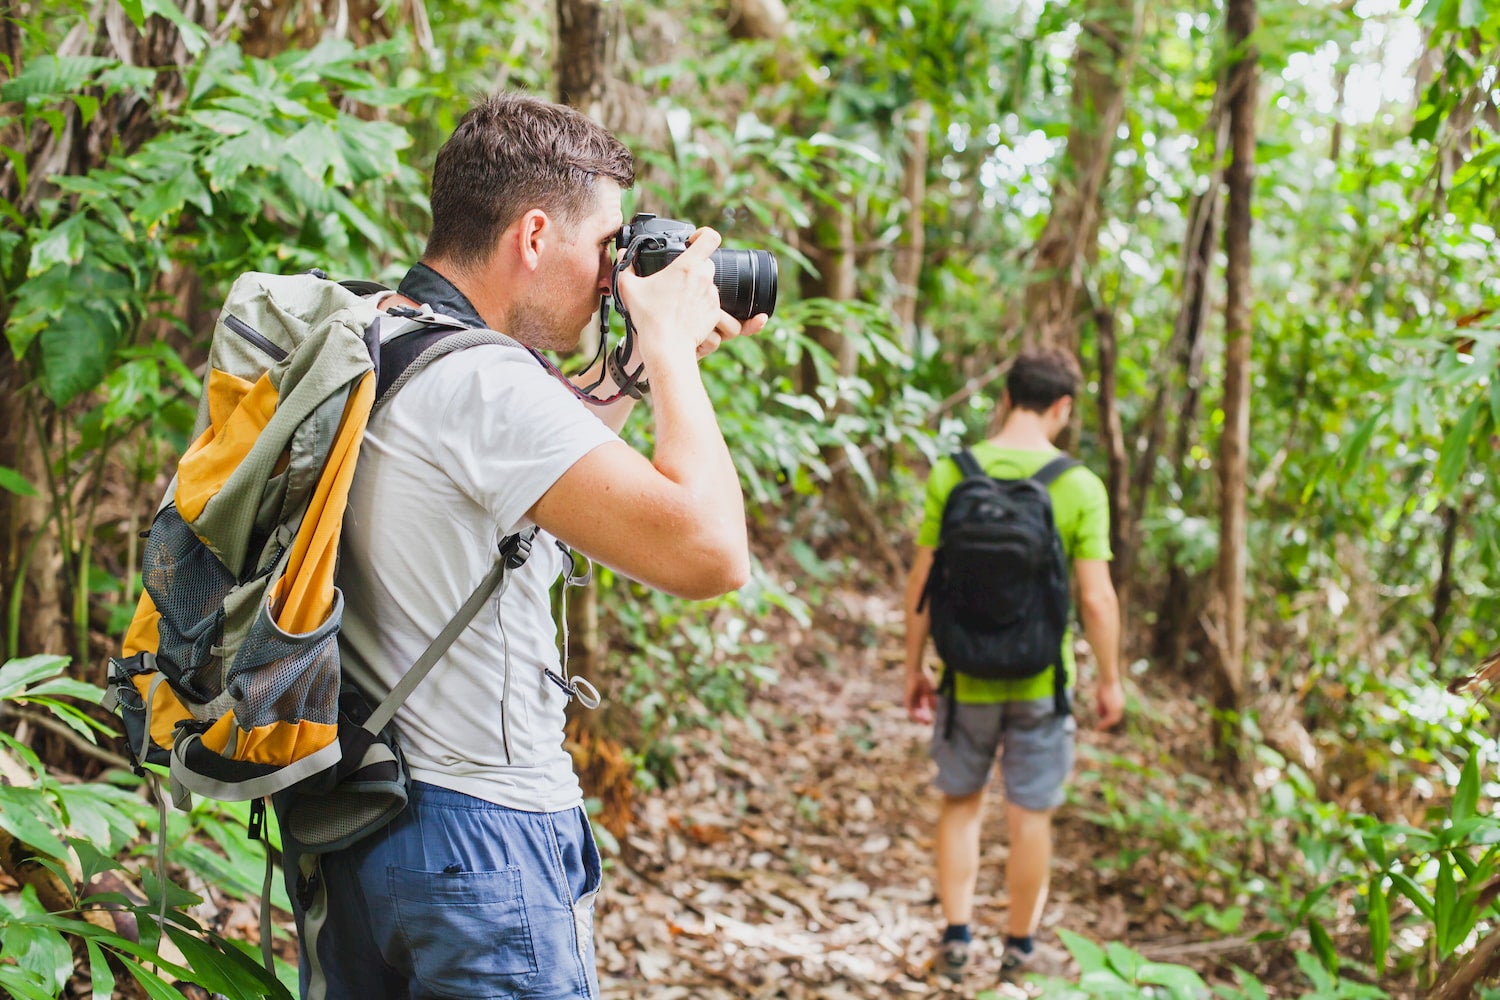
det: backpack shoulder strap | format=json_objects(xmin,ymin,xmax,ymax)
[
  {"xmin": 338, "ymin": 278, "xmax": 392, "ymax": 297},
  {"xmin": 362, "ymin": 529, "xmax": 536, "ymax": 736},
  {"xmin": 1031, "ymin": 454, "xmax": 1081, "ymax": 487},
  {"xmin": 375, "ymin": 323, "xmax": 522, "ymax": 408},
  {"xmin": 952, "ymin": 448, "xmax": 987, "ymax": 480}
]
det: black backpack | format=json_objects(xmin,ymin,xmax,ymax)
[{"xmin": 919, "ymin": 448, "xmax": 1080, "ymax": 724}]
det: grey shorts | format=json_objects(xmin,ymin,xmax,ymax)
[{"xmin": 930, "ymin": 696, "xmax": 1077, "ymax": 810}]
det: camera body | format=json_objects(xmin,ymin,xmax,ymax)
[{"xmin": 615, "ymin": 213, "xmax": 777, "ymax": 321}]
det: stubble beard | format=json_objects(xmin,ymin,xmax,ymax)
[{"xmin": 508, "ymin": 294, "xmax": 593, "ymax": 354}]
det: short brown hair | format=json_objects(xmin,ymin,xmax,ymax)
[
  {"xmin": 1006, "ymin": 346, "xmax": 1081, "ymax": 412},
  {"xmin": 425, "ymin": 93, "xmax": 636, "ymax": 268}
]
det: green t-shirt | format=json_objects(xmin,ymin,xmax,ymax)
[{"xmin": 917, "ymin": 442, "xmax": 1112, "ymax": 704}]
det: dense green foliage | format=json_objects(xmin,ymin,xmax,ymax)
[{"xmin": 4, "ymin": 0, "xmax": 1500, "ymax": 994}]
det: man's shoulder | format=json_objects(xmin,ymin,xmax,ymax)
[{"xmin": 385, "ymin": 340, "xmax": 563, "ymax": 407}]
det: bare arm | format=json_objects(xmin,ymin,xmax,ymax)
[
  {"xmin": 567, "ymin": 350, "xmax": 638, "ymax": 434},
  {"xmin": 1074, "ymin": 558, "xmax": 1124, "ymax": 730},
  {"xmin": 530, "ymin": 229, "xmax": 764, "ymax": 600},
  {"xmin": 903, "ymin": 546, "xmax": 937, "ymax": 723}
]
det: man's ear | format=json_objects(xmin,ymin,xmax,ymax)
[{"xmin": 511, "ymin": 209, "xmax": 550, "ymax": 271}]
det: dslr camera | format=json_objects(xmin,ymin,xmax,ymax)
[{"xmin": 614, "ymin": 213, "xmax": 778, "ymax": 321}]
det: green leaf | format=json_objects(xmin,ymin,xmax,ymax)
[
  {"xmin": 0, "ymin": 466, "xmax": 39, "ymax": 497},
  {"xmin": 138, "ymin": 0, "xmax": 209, "ymax": 54},
  {"xmin": 1308, "ymin": 918, "xmax": 1338, "ymax": 974},
  {"xmin": 0, "ymin": 655, "xmax": 70, "ymax": 700},
  {"xmin": 35, "ymin": 260, "xmax": 132, "ymax": 405},
  {"xmin": 84, "ymin": 939, "xmax": 116, "ymax": 1000},
  {"xmin": 1360, "ymin": 828, "xmax": 1389, "ymax": 869},
  {"xmin": 0, "ymin": 966, "xmax": 57, "ymax": 1000},
  {"xmin": 131, "ymin": 164, "xmax": 213, "ymax": 229},
  {"xmin": 172, "ymin": 926, "xmax": 292, "ymax": 998},
  {"xmin": 1436, "ymin": 854, "xmax": 1457, "ymax": 955},
  {"xmin": 1389, "ymin": 871, "xmax": 1435, "ymax": 921},
  {"xmin": 1104, "ymin": 940, "xmax": 1145, "ymax": 979},
  {"xmin": 117, "ymin": 954, "xmax": 200, "ymax": 1000},
  {"xmin": 1057, "ymin": 927, "xmax": 1109, "ymax": 973},
  {"xmin": 72, "ymin": 838, "xmax": 128, "ymax": 887},
  {"xmin": 0, "ymin": 786, "xmax": 70, "ymax": 860},
  {"xmin": 60, "ymin": 787, "xmax": 144, "ymax": 855},
  {"xmin": 0, "ymin": 55, "xmax": 114, "ymax": 104},
  {"xmin": 1368, "ymin": 878, "xmax": 1390, "ymax": 975},
  {"xmin": 8, "ymin": 910, "xmax": 72, "ymax": 991},
  {"xmin": 1458, "ymin": 0, "xmax": 1486, "ymax": 27},
  {"xmin": 1137, "ymin": 960, "xmax": 1209, "ymax": 994},
  {"xmin": 27, "ymin": 213, "xmax": 88, "ymax": 274},
  {"xmin": 1452, "ymin": 753, "xmax": 1480, "ymax": 825},
  {"xmin": 21, "ymin": 697, "xmax": 107, "ymax": 743},
  {"xmin": 1435, "ymin": 397, "xmax": 1481, "ymax": 490},
  {"xmin": 1337, "ymin": 413, "xmax": 1380, "ymax": 479}
]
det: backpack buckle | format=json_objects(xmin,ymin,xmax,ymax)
[{"xmin": 500, "ymin": 531, "xmax": 534, "ymax": 570}]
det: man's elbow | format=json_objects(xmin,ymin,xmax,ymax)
[
  {"xmin": 669, "ymin": 547, "xmax": 750, "ymax": 600},
  {"xmin": 666, "ymin": 523, "xmax": 750, "ymax": 599},
  {"xmin": 1078, "ymin": 587, "xmax": 1119, "ymax": 622}
]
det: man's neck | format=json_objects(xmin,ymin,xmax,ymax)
[
  {"xmin": 413, "ymin": 258, "xmax": 511, "ymax": 334},
  {"xmin": 988, "ymin": 410, "xmax": 1057, "ymax": 451}
]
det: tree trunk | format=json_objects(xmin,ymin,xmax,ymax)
[
  {"xmin": 797, "ymin": 189, "xmax": 859, "ymax": 388},
  {"xmin": 555, "ymin": 0, "xmax": 612, "ymax": 117},
  {"xmin": 1431, "ymin": 500, "xmax": 1465, "ymax": 661},
  {"xmin": 1211, "ymin": 0, "xmax": 1259, "ymax": 778},
  {"xmin": 1146, "ymin": 185, "xmax": 1221, "ymax": 676},
  {"xmin": 892, "ymin": 102, "xmax": 930, "ymax": 351},
  {"xmin": 1128, "ymin": 100, "xmax": 1227, "ymax": 521},
  {"xmin": 1021, "ymin": 0, "xmax": 1141, "ymax": 355},
  {"xmin": 554, "ymin": 0, "xmax": 618, "ymax": 749},
  {"xmin": 1093, "ymin": 305, "xmax": 1133, "ymax": 641}
]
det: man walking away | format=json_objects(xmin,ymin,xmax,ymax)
[{"xmin": 902, "ymin": 346, "xmax": 1123, "ymax": 981}]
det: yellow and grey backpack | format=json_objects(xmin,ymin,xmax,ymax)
[{"xmin": 105, "ymin": 270, "xmax": 531, "ymax": 856}]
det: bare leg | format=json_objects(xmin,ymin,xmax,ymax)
[
  {"xmin": 936, "ymin": 790, "xmax": 985, "ymax": 926},
  {"xmin": 1005, "ymin": 801, "xmax": 1054, "ymax": 937}
]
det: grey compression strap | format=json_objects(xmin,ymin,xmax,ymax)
[{"xmin": 362, "ymin": 531, "xmax": 535, "ymax": 736}]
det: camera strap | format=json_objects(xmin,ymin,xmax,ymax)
[{"xmin": 595, "ymin": 253, "xmax": 650, "ymax": 396}]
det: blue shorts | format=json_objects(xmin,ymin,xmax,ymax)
[{"xmin": 282, "ymin": 782, "xmax": 601, "ymax": 999}]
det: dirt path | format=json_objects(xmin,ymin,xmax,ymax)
[{"xmin": 594, "ymin": 590, "xmax": 1111, "ymax": 998}]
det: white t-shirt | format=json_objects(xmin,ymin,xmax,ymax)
[{"xmin": 336, "ymin": 341, "xmax": 618, "ymax": 812}]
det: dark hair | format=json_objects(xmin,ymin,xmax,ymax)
[
  {"xmin": 425, "ymin": 93, "xmax": 635, "ymax": 268},
  {"xmin": 1006, "ymin": 346, "xmax": 1081, "ymax": 412}
]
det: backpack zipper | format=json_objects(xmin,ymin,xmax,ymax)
[{"xmin": 223, "ymin": 314, "xmax": 289, "ymax": 362}]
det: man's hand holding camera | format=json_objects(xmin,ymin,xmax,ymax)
[
  {"xmin": 611, "ymin": 216, "xmax": 775, "ymax": 385},
  {"xmin": 615, "ymin": 226, "xmax": 770, "ymax": 376}
]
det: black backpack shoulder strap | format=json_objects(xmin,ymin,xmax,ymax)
[
  {"xmin": 1031, "ymin": 454, "xmax": 1081, "ymax": 488},
  {"xmin": 952, "ymin": 448, "xmax": 987, "ymax": 480},
  {"xmin": 339, "ymin": 278, "xmax": 392, "ymax": 297}
]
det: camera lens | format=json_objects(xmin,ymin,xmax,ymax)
[{"xmin": 710, "ymin": 248, "xmax": 778, "ymax": 321}]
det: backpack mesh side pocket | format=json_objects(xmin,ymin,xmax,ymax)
[{"xmin": 141, "ymin": 506, "xmax": 236, "ymax": 702}]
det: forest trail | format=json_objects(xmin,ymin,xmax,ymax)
[{"xmin": 592, "ymin": 586, "xmax": 1178, "ymax": 999}]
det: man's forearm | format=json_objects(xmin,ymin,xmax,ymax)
[
  {"xmin": 568, "ymin": 352, "xmax": 639, "ymax": 434},
  {"xmin": 645, "ymin": 349, "xmax": 745, "ymax": 532},
  {"xmin": 1080, "ymin": 596, "xmax": 1121, "ymax": 685},
  {"xmin": 903, "ymin": 557, "xmax": 933, "ymax": 674}
]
